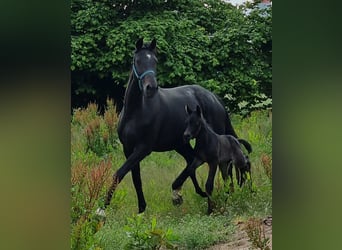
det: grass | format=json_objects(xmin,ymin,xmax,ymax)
[{"xmin": 71, "ymin": 101, "xmax": 272, "ymax": 249}]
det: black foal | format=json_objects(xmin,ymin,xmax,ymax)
[{"xmin": 183, "ymin": 105, "xmax": 251, "ymax": 214}]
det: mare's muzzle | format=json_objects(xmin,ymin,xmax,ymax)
[
  {"xmin": 143, "ymin": 77, "xmax": 158, "ymax": 98},
  {"xmin": 132, "ymin": 63, "xmax": 157, "ymax": 97},
  {"xmin": 183, "ymin": 132, "xmax": 192, "ymax": 143}
]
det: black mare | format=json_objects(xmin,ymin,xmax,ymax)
[
  {"xmin": 183, "ymin": 105, "xmax": 251, "ymax": 213},
  {"xmin": 102, "ymin": 38, "xmax": 252, "ymax": 214}
]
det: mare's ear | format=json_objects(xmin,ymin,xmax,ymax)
[
  {"xmin": 196, "ymin": 105, "xmax": 202, "ymax": 116},
  {"xmin": 136, "ymin": 38, "xmax": 144, "ymax": 50},
  {"xmin": 185, "ymin": 105, "xmax": 192, "ymax": 115},
  {"xmin": 149, "ymin": 38, "xmax": 157, "ymax": 51}
]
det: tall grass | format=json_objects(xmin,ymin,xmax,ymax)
[{"xmin": 71, "ymin": 100, "xmax": 272, "ymax": 249}]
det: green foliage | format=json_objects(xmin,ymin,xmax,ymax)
[
  {"xmin": 71, "ymin": 100, "xmax": 120, "ymax": 249},
  {"xmin": 71, "ymin": 105, "xmax": 272, "ymax": 249},
  {"xmin": 71, "ymin": 0, "xmax": 272, "ymax": 114},
  {"xmin": 168, "ymin": 213, "xmax": 234, "ymax": 249},
  {"xmin": 72, "ymin": 100, "xmax": 119, "ymax": 156},
  {"xmin": 124, "ymin": 214, "xmax": 178, "ymax": 249}
]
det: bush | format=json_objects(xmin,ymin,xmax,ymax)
[
  {"xmin": 71, "ymin": 99, "xmax": 119, "ymax": 249},
  {"xmin": 72, "ymin": 99, "xmax": 119, "ymax": 157}
]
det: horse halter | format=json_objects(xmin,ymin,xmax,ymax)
[{"xmin": 132, "ymin": 62, "xmax": 155, "ymax": 91}]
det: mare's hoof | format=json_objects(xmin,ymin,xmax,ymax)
[
  {"xmin": 172, "ymin": 195, "xmax": 183, "ymax": 206},
  {"xmin": 172, "ymin": 190, "xmax": 183, "ymax": 206}
]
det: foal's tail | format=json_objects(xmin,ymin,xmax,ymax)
[{"xmin": 224, "ymin": 110, "xmax": 252, "ymax": 154}]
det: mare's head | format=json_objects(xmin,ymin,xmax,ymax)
[
  {"xmin": 133, "ymin": 38, "xmax": 158, "ymax": 98},
  {"xmin": 183, "ymin": 105, "xmax": 203, "ymax": 143}
]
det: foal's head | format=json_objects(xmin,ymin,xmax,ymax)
[
  {"xmin": 133, "ymin": 38, "xmax": 158, "ymax": 98},
  {"xmin": 228, "ymin": 135, "xmax": 251, "ymax": 186},
  {"xmin": 183, "ymin": 105, "xmax": 203, "ymax": 143}
]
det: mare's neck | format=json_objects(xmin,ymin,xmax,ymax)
[{"xmin": 123, "ymin": 71, "xmax": 143, "ymax": 115}]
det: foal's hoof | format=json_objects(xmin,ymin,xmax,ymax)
[{"xmin": 172, "ymin": 190, "xmax": 183, "ymax": 206}]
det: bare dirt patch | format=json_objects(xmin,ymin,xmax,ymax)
[{"xmin": 207, "ymin": 216, "xmax": 272, "ymax": 250}]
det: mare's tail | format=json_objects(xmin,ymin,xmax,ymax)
[
  {"xmin": 238, "ymin": 139, "xmax": 252, "ymax": 154},
  {"xmin": 224, "ymin": 110, "xmax": 252, "ymax": 154}
]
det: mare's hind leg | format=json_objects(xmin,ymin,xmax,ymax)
[
  {"xmin": 173, "ymin": 157, "xmax": 205, "ymax": 192},
  {"xmin": 172, "ymin": 146, "xmax": 206, "ymax": 205},
  {"xmin": 172, "ymin": 158, "xmax": 205, "ymax": 206}
]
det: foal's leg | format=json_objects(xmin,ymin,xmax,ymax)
[
  {"xmin": 220, "ymin": 161, "xmax": 235, "ymax": 193},
  {"xmin": 104, "ymin": 145, "xmax": 151, "ymax": 213},
  {"xmin": 219, "ymin": 160, "xmax": 235, "ymax": 193},
  {"xmin": 206, "ymin": 163, "xmax": 218, "ymax": 214}
]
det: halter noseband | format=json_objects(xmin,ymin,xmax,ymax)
[{"xmin": 132, "ymin": 63, "xmax": 155, "ymax": 91}]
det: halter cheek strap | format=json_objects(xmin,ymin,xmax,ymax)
[{"xmin": 132, "ymin": 64, "xmax": 155, "ymax": 91}]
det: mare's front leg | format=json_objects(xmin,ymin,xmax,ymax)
[
  {"xmin": 131, "ymin": 164, "xmax": 146, "ymax": 213},
  {"xmin": 124, "ymin": 147, "xmax": 147, "ymax": 214},
  {"xmin": 206, "ymin": 162, "xmax": 218, "ymax": 214},
  {"xmin": 104, "ymin": 145, "xmax": 151, "ymax": 213}
]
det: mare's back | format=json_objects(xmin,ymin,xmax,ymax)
[{"xmin": 160, "ymin": 85, "xmax": 227, "ymax": 133}]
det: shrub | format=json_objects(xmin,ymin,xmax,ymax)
[
  {"xmin": 71, "ymin": 99, "xmax": 122, "ymax": 249},
  {"xmin": 71, "ymin": 159, "xmax": 112, "ymax": 249},
  {"xmin": 73, "ymin": 100, "xmax": 119, "ymax": 157}
]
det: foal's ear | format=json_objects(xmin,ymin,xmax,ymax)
[
  {"xmin": 136, "ymin": 38, "xmax": 144, "ymax": 50},
  {"xmin": 149, "ymin": 38, "xmax": 157, "ymax": 52},
  {"xmin": 196, "ymin": 105, "xmax": 202, "ymax": 116},
  {"xmin": 185, "ymin": 105, "xmax": 192, "ymax": 115}
]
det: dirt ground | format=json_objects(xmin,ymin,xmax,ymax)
[{"xmin": 207, "ymin": 216, "xmax": 272, "ymax": 250}]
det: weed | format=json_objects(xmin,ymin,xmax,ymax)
[
  {"xmin": 261, "ymin": 153, "xmax": 272, "ymax": 181},
  {"xmin": 71, "ymin": 159, "xmax": 113, "ymax": 249},
  {"xmin": 103, "ymin": 98, "xmax": 119, "ymax": 147},
  {"xmin": 73, "ymin": 101, "xmax": 119, "ymax": 157},
  {"xmin": 124, "ymin": 214, "xmax": 178, "ymax": 249},
  {"xmin": 244, "ymin": 217, "xmax": 270, "ymax": 250}
]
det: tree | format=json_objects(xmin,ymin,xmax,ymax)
[{"xmin": 71, "ymin": 0, "xmax": 272, "ymax": 114}]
